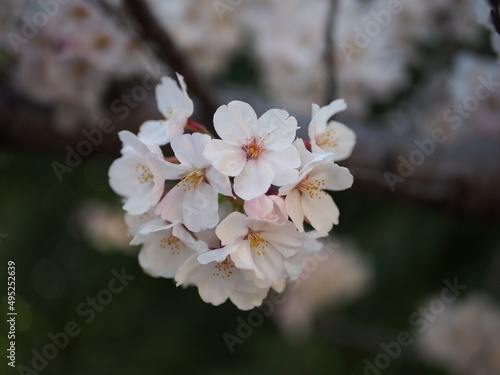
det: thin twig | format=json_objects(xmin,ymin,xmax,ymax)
[{"xmin": 122, "ymin": 0, "xmax": 220, "ymax": 125}]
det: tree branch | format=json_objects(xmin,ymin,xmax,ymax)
[{"xmin": 122, "ymin": 0, "xmax": 220, "ymax": 124}]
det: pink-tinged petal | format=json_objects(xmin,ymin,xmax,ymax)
[
  {"xmin": 118, "ymin": 130, "xmax": 150, "ymax": 155},
  {"xmin": 171, "ymin": 133, "xmax": 211, "ymax": 169},
  {"xmin": 285, "ymin": 189, "xmax": 305, "ymax": 232},
  {"xmin": 230, "ymin": 242, "xmax": 265, "ymax": 279},
  {"xmin": 263, "ymin": 146, "xmax": 300, "ymax": 186},
  {"xmin": 182, "ymin": 182, "xmax": 219, "ymax": 232},
  {"xmin": 205, "ymin": 166, "xmax": 233, "ymax": 197},
  {"xmin": 216, "ymin": 212, "xmax": 249, "ymax": 245},
  {"xmin": 309, "ymin": 162, "xmax": 353, "ymax": 191},
  {"xmin": 244, "ymin": 195, "xmax": 287, "ymax": 222},
  {"xmin": 138, "ymin": 120, "xmax": 169, "ymax": 146},
  {"xmin": 213, "ymin": 101, "xmax": 256, "ymax": 145},
  {"xmin": 155, "ymin": 185, "xmax": 184, "ymax": 223},
  {"xmin": 302, "ymin": 192, "xmax": 339, "ymax": 235},
  {"xmin": 257, "ymin": 109, "xmax": 298, "ymax": 151},
  {"xmin": 308, "ymin": 99, "xmax": 347, "ymax": 141},
  {"xmin": 233, "ymin": 159, "xmax": 274, "ymax": 200},
  {"xmin": 122, "ymin": 182, "xmax": 153, "ymax": 215},
  {"xmin": 203, "ymin": 139, "xmax": 246, "ymax": 177}
]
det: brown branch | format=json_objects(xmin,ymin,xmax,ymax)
[
  {"xmin": 490, "ymin": 0, "xmax": 500, "ymax": 36},
  {"xmin": 122, "ymin": 0, "xmax": 220, "ymax": 125}
]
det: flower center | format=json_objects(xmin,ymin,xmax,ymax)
[
  {"xmin": 242, "ymin": 137, "xmax": 265, "ymax": 160},
  {"xmin": 135, "ymin": 163, "xmax": 153, "ymax": 184},
  {"xmin": 316, "ymin": 129, "xmax": 339, "ymax": 148},
  {"xmin": 298, "ymin": 177, "xmax": 328, "ymax": 199},
  {"xmin": 247, "ymin": 230, "xmax": 268, "ymax": 255},
  {"xmin": 213, "ymin": 256, "xmax": 235, "ymax": 279},
  {"xmin": 179, "ymin": 170, "xmax": 204, "ymax": 191},
  {"xmin": 160, "ymin": 235, "xmax": 181, "ymax": 255}
]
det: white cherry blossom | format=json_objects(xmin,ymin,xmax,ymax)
[
  {"xmin": 152, "ymin": 133, "xmax": 232, "ymax": 232},
  {"xmin": 308, "ymin": 99, "xmax": 356, "ymax": 161},
  {"xmin": 109, "ymin": 131, "xmax": 175, "ymax": 215},
  {"xmin": 203, "ymin": 100, "xmax": 300, "ymax": 200},
  {"xmin": 175, "ymin": 252, "xmax": 270, "ymax": 310},
  {"xmin": 279, "ymin": 139, "xmax": 353, "ymax": 235},
  {"xmin": 138, "ymin": 73, "xmax": 194, "ymax": 146},
  {"xmin": 198, "ymin": 212, "xmax": 305, "ymax": 287}
]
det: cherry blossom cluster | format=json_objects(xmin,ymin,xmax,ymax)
[{"xmin": 109, "ymin": 73, "xmax": 356, "ymax": 310}]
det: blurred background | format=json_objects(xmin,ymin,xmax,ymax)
[{"xmin": 1, "ymin": 0, "xmax": 500, "ymax": 374}]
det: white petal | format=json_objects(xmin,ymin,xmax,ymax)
[
  {"xmin": 171, "ymin": 133, "xmax": 211, "ymax": 169},
  {"xmin": 215, "ymin": 212, "xmax": 249, "ymax": 245},
  {"xmin": 155, "ymin": 185, "xmax": 184, "ymax": 223},
  {"xmin": 233, "ymin": 159, "xmax": 274, "ymax": 200},
  {"xmin": 118, "ymin": 130, "xmax": 150, "ymax": 155},
  {"xmin": 182, "ymin": 182, "xmax": 219, "ymax": 232},
  {"xmin": 230, "ymin": 242, "xmax": 265, "ymax": 279},
  {"xmin": 205, "ymin": 166, "xmax": 233, "ymax": 196},
  {"xmin": 263, "ymin": 146, "xmax": 300, "ymax": 186},
  {"xmin": 203, "ymin": 139, "xmax": 246, "ymax": 177},
  {"xmin": 138, "ymin": 120, "xmax": 168, "ymax": 146},
  {"xmin": 302, "ymin": 193, "xmax": 339, "ymax": 235},
  {"xmin": 123, "ymin": 182, "xmax": 154, "ymax": 215},
  {"xmin": 257, "ymin": 109, "xmax": 298, "ymax": 151},
  {"xmin": 325, "ymin": 121, "xmax": 357, "ymax": 161},
  {"xmin": 309, "ymin": 162, "xmax": 353, "ymax": 191},
  {"xmin": 213, "ymin": 101, "xmax": 256, "ymax": 145},
  {"xmin": 261, "ymin": 221, "xmax": 304, "ymax": 257},
  {"xmin": 285, "ymin": 189, "xmax": 305, "ymax": 232},
  {"xmin": 308, "ymin": 99, "xmax": 347, "ymax": 141},
  {"xmin": 155, "ymin": 75, "xmax": 193, "ymax": 125}
]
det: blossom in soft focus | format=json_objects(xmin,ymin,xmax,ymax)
[
  {"xmin": 416, "ymin": 293, "xmax": 500, "ymax": 375},
  {"xmin": 308, "ymin": 99, "xmax": 356, "ymax": 161},
  {"xmin": 204, "ymin": 100, "xmax": 300, "ymax": 200},
  {"xmin": 138, "ymin": 74, "xmax": 194, "ymax": 146},
  {"xmin": 153, "ymin": 133, "xmax": 232, "ymax": 232},
  {"xmin": 275, "ymin": 237, "xmax": 372, "ymax": 338},
  {"xmin": 108, "ymin": 73, "xmax": 356, "ymax": 309}
]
